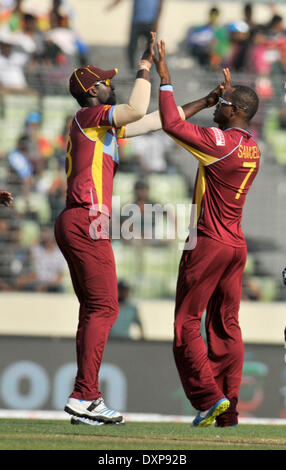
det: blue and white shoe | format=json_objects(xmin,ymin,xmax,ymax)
[
  {"xmin": 70, "ymin": 415, "xmax": 124, "ymax": 426},
  {"xmin": 71, "ymin": 416, "xmax": 104, "ymax": 426},
  {"xmin": 192, "ymin": 398, "xmax": 230, "ymax": 427},
  {"xmin": 65, "ymin": 397, "xmax": 125, "ymax": 424}
]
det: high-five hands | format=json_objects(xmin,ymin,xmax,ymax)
[
  {"xmin": 151, "ymin": 39, "xmax": 171, "ymax": 84},
  {"xmin": 140, "ymin": 31, "xmax": 157, "ymax": 67},
  {"xmin": 205, "ymin": 68, "xmax": 232, "ymax": 107},
  {"xmin": 151, "ymin": 38, "xmax": 231, "ymax": 93}
]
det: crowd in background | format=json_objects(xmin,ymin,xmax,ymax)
[
  {"xmin": 185, "ymin": 3, "xmax": 286, "ymax": 102},
  {"xmin": 0, "ymin": 1, "xmax": 285, "ymax": 334},
  {"xmin": 0, "ymin": 0, "xmax": 89, "ymax": 94}
]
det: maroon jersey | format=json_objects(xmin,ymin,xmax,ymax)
[
  {"xmin": 159, "ymin": 85, "xmax": 260, "ymax": 247},
  {"xmin": 65, "ymin": 104, "xmax": 125, "ymax": 216}
]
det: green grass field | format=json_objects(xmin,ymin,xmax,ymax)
[{"xmin": 0, "ymin": 419, "xmax": 286, "ymax": 450}]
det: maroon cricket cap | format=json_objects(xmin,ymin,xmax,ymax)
[{"xmin": 69, "ymin": 65, "xmax": 118, "ymax": 96}]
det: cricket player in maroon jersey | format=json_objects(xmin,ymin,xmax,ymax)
[
  {"xmin": 54, "ymin": 33, "xmax": 157, "ymax": 425},
  {"xmin": 153, "ymin": 41, "xmax": 260, "ymax": 427}
]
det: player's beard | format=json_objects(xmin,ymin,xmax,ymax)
[{"xmin": 105, "ymin": 87, "xmax": 117, "ymax": 105}]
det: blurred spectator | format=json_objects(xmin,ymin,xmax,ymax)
[
  {"xmin": 121, "ymin": 179, "xmax": 176, "ymax": 245},
  {"xmin": 15, "ymin": 225, "xmax": 66, "ymax": 292},
  {"xmin": 244, "ymin": 27, "xmax": 271, "ymax": 75},
  {"xmin": 264, "ymin": 14, "xmax": 285, "ymax": 41},
  {"xmin": 185, "ymin": 6, "xmax": 230, "ymax": 69},
  {"xmin": 243, "ymin": 13, "xmax": 286, "ymax": 76},
  {"xmin": 116, "ymin": 138, "xmax": 139, "ymax": 173},
  {"xmin": 107, "ymin": 0, "xmax": 164, "ymax": 71},
  {"xmin": 210, "ymin": 23, "xmax": 231, "ymax": 69},
  {"xmin": 271, "ymin": 44, "xmax": 286, "ymax": 98},
  {"xmin": 44, "ymin": 12, "xmax": 77, "ymax": 65},
  {"xmin": 0, "ymin": 216, "xmax": 32, "ymax": 291},
  {"xmin": 225, "ymin": 2, "xmax": 267, "ymax": 73},
  {"xmin": 243, "ymin": 2, "xmax": 256, "ymax": 31},
  {"xmin": 0, "ymin": 212, "xmax": 18, "ymax": 290},
  {"xmin": 129, "ymin": 178, "xmax": 156, "ymax": 241},
  {"xmin": 20, "ymin": 13, "xmax": 46, "ymax": 61},
  {"xmin": 0, "ymin": 28, "xmax": 32, "ymax": 92},
  {"xmin": 224, "ymin": 21, "xmax": 251, "ymax": 72},
  {"xmin": 44, "ymin": 9, "xmax": 89, "ymax": 67},
  {"xmin": 129, "ymin": 130, "xmax": 172, "ymax": 174},
  {"xmin": 278, "ymin": 107, "xmax": 286, "ymax": 129},
  {"xmin": 241, "ymin": 273, "xmax": 263, "ymax": 301},
  {"xmin": 7, "ymin": 134, "xmax": 33, "ymax": 190},
  {"xmin": 3, "ymin": 0, "xmax": 24, "ymax": 32},
  {"xmin": 109, "ymin": 279, "xmax": 143, "ymax": 339},
  {"xmin": 48, "ymin": 170, "xmax": 66, "ymax": 224},
  {"xmin": 45, "ymin": 0, "xmax": 89, "ymax": 66},
  {"xmin": 53, "ymin": 114, "xmax": 73, "ymax": 169},
  {"xmin": 22, "ymin": 111, "xmax": 54, "ymax": 172},
  {"xmin": 186, "ymin": 7, "xmax": 218, "ymax": 66}
]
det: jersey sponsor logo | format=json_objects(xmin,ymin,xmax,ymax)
[
  {"xmin": 238, "ymin": 145, "xmax": 260, "ymax": 159},
  {"xmin": 211, "ymin": 127, "xmax": 225, "ymax": 146}
]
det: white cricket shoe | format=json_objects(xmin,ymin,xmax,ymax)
[
  {"xmin": 70, "ymin": 416, "xmax": 125, "ymax": 426},
  {"xmin": 65, "ymin": 397, "xmax": 125, "ymax": 424},
  {"xmin": 71, "ymin": 416, "xmax": 104, "ymax": 426}
]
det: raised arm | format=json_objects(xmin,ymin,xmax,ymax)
[
  {"xmin": 182, "ymin": 68, "xmax": 231, "ymax": 119},
  {"xmin": 124, "ymin": 56, "xmax": 230, "ymax": 138},
  {"xmin": 112, "ymin": 32, "xmax": 156, "ymax": 128},
  {"xmin": 152, "ymin": 40, "xmax": 230, "ymax": 164},
  {"xmin": 124, "ymin": 107, "xmax": 185, "ymax": 138}
]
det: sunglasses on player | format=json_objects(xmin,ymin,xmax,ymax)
[
  {"xmin": 93, "ymin": 79, "xmax": 111, "ymax": 87},
  {"xmin": 218, "ymin": 96, "xmax": 247, "ymax": 110},
  {"xmin": 85, "ymin": 79, "xmax": 112, "ymax": 93}
]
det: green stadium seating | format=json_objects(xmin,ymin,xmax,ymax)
[
  {"xmin": 112, "ymin": 241, "xmax": 182, "ymax": 298},
  {"xmin": 263, "ymin": 109, "xmax": 286, "ymax": 166},
  {"xmin": 253, "ymin": 276, "xmax": 277, "ymax": 302},
  {"xmin": 0, "ymin": 94, "xmax": 39, "ymax": 152},
  {"xmin": 41, "ymin": 96, "xmax": 77, "ymax": 140},
  {"xmin": 148, "ymin": 173, "xmax": 189, "ymax": 204}
]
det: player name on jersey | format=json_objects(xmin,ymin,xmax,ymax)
[{"xmin": 238, "ymin": 144, "xmax": 260, "ymax": 159}]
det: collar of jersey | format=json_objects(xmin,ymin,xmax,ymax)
[{"xmin": 224, "ymin": 127, "xmax": 253, "ymax": 136}]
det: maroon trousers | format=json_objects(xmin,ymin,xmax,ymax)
[
  {"xmin": 173, "ymin": 232, "xmax": 247, "ymax": 424},
  {"xmin": 54, "ymin": 206, "xmax": 119, "ymax": 401}
]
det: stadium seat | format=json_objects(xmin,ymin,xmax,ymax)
[
  {"xmin": 244, "ymin": 254, "xmax": 255, "ymax": 275},
  {"xmin": 113, "ymin": 241, "xmax": 182, "ymax": 298},
  {"xmin": 253, "ymin": 276, "xmax": 277, "ymax": 302},
  {"xmin": 113, "ymin": 172, "xmax": 137, "ymax": 205},
  {"xmin": 263, "ymin": 109, "xmax": 286, "ymax": 166},
  {"xmin": 41, "ymin": 96, "xmax": 77, "ymax": 140},
  {"xmin": 113, "ymin": 172, "xmax": 190, "ymax": 206},
  {"xmin": 0, "ymin": 94, "xmax": 39, "ymax": 152},
  {"xmin": 148, "ymin": 174, "xmax": 189, "ymax": 204}
]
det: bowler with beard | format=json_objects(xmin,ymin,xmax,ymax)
[
  {"xmin": 54, "ymin": 32, "xmax": 156, "ymax": 425},
  {"xmin": 153, "ymin": 39, "xmax": 260, "ymax": 428}
]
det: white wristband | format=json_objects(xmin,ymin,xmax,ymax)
[{"xmin": 138, "ymin": 59, "xmax": 151, "ymax": 71}]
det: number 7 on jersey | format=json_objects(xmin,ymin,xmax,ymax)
[{"xmin": 235, "ymin": 162, "xmax": 256, "ymax": 200}]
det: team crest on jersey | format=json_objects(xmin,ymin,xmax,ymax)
[{"xmin": 211, "ymin": 127, "xmax": 225, "ymax": 146}]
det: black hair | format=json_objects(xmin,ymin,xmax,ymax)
[
  {"xmin": 269, "ymin": 14, "xmax": 283, "ymax": 28},
  {"xmin": 209, "ymin": 7, "xmax": 219, "ymax": 15},
  {"xmin": 23, "ymin": 13, "xmax": 36, "ymax": 22},
  {"xmin": 231, "ymin": 85, "xmax": 259, "ymax": 122},
  {"xmin": 73, "ymin": 92, "xmax": 89, "ymax": 107},
  {"xmin": 244, "ymin": 3, "xmax": 252, "ymax": 14}
]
